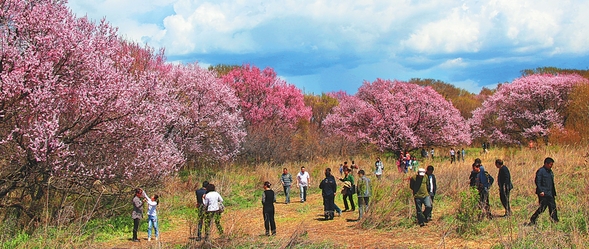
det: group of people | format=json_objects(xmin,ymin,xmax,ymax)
[
  {"xmin": 132, "ymin": 154, "xmax": 558, "ymax": 243},
  {"xmin": 131, "ymin": 188, "xmax": 160, "ymax": 242},
  {"xmin": 410, "ymin": 156, "xmax": 558, "ymax": 227},
  {"xmin": 449, "ymin": 148, "xmax": 466, "ymax": 163},
  {"xmin": 397, "ymin": 152, "xmax": 420, "ymax": 173}
]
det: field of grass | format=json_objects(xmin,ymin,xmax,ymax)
[{"xmin": 3, "ymin": 145, "xmax": 589, "ymax": 248}]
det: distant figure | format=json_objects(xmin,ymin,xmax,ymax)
[
  {"xmin": 410, "ymin": 168, "xmax": 432, "ymax": 227},
  {"xmin": 482, "ymin": 143, "xmax": 488, "ymax": 153},
  {"xmin": 319, "ymin": 168, "xmax": 337, "ymax": 220},
  {"xmin": 421, "ymin": 148, "xmax": 428, "ymax": 158},
  {"xmin": 430, "ymin": 148, "xmax": 435, "ymax": 159},
  {"xmin": 131, "ymin": 188, "xmax": 144, "ymax": 242},
  {"xmin": 461, "ymin": 148, "xmax": 465, "ymax": 162},
  {"xmin": 142, "ymin": 190, "xmax": 159, "ymax": 241},
  {"xmin": 356, "ymin": 170, "xmax": 372, "ymax": 220},
  {"xmin": 297, "ymin": 166, "xmax": 310, "ymax": 203},
  {"xmin": 261, "ymin": 181, "xmax": 276, "ymax": 236},
  {"xmin": 528, "ymin": 157, "xmax": 558, "ymax": 225},
  {"xmin": 350, "ymin": 160, "xmax": 359, "ymax": 175},
  {"xmin": 375, "ymin": 157, "xmax": 384, "ymax": 180},
  {"xmin": 450, "ymin": 148, "xmax": 456, "ymax": 164},
  {"xmin": 280, "ymin": 168, "xmax": 293, "ymax": 204},
  {"xmin": 426, "ymin": 165, "xmax": 437, "ymax": 222},
  {"xmin": 195, "ymin": 181, "xmax": 209, "ymax": 241},
  {"xmin": 495, "ymin": 159, "xmax": 513, "ymax": 217}
]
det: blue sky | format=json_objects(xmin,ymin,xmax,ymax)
[{"xmin": 67, "ymin": 0, "xmax": 589, "ymax": 94}]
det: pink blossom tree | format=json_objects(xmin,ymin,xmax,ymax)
[
  {"xmin": 0, "ymin": 0, "xmax": 244, "ymax": 225},
  {"xmin": 469, "ymin": 74, "xmax": 589, "ymax": 144},
  {"xmin": 163, "ymin": 63, "xmax": 245, "ymax": 164},
  {"xmin": 324, "ymin": 79, "xmax": 471, "ymax": 152},
  {"xmin": 220, "ymin": 65, "xmax": 312, "ymax": 162}
]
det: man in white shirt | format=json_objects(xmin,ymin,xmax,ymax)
[{"xmin": 297, "ymin": 166, "xmax": 311, "ymax": 202}]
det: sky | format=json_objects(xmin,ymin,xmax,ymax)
[{"xmin": 66, "ymin": 0, "xmax": 589, "ymax": 94}]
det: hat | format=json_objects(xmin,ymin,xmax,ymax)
[
  {"xmin": 342, "ymin": 181, "xmax": 352, "ymax": 188},
  {"xmin": 418, "ymin": 168, "xmax": 426, "ymax": 176}
]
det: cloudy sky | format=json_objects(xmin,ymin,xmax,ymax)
[{"xmin": 67, "ymin": 0, "xmax": 589, "ymax": 94}]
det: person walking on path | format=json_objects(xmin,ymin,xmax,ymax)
[
  {"xmin": 142, "ymin": 190, "xmax": 159, "ymax": 241},
  {"xmin": 280, "ymin": 168, "xmax": 293, "ymax": 204},
  {"xmin": 319, "ymin": 168, "xmax": 337, "ymax": 220},
  {"xmin": 528, "ymin": 157, "xmax": 559, "ymax": 225},
  {"xmin": 195, "ymin": 181, "xmax": 209, "ymax": 241},
  {"xmin": 261, "ymin": 181, "xmax": 276, "ymax": 236},
  {"xmin": 495, "ymin": 159, "xmax": 513, "ymax": 217},
  {"xmin": 131, "ymin": 188, "xmax": 144, "ymax": 242},
  {"xmin": 410, "ymin": 168, "xmax": 432, "ymax": 227},
  {"xmin": 203, "ymin": 184, "xmax": 224, "ymax": 242},
  {"xmin": 339, "ymin": 168, "xmax": 355, "ymax": 212},
  {"xmin": 375, "ymin": 157, "xmax": 384, "ymax": 180},
  {"xmin": 425, "ymin": 165, "xmax": 437, "ymax": 221},
  {"xmin": 356, "ymin": 170, "xmax": 372, "ymax": 220},
  {"xmin": 297, "ymin": 167, "xmax": 310, "ymax": 203}
]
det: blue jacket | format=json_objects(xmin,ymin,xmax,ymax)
[
  {"xmin": 320, "ymin": 174, "xmax": 337, "ymax": 197},
  {"xmin": 535, "ymin": 166, "xmax": 556, "ymax": 197}
]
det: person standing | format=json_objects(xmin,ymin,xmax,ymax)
[
  {"xmin": 529, "ymin": 157, "xmax": 558, "ymax": 225},
  {"xmin": 461, "ymin": 148, "xmax": 466, "ymax": 162},
  {"xmin": 474, "ymin": 160, "xmax": 493, "ymax": 219},
  {"xmin": 410, "ymin": 168, "xmax": 432, "ymax": 227},
  {"xmin": 142, "ymin": 190, "xmax": 159, "ymax": 241},
  {"xmin": 425, "ymin": 165, "xmax": 437, "ymax": 222},
  {"xmin": 261, "ymin": 181, "xmax": 276, "ymax": 236},
  {"xmin": 195, "ymin": 181, "xmax": 209, "ymax": 241},
  {"xmin": 339, "ymin": 168, "xmax": 355, "ymax": 212},
  {"xmin": 430, "ymin": 148, "xmax": 435, "ymax": 159},
  {"xmin": 280, "ymin": 168, "xmax": 293, "ymax": 204},
  {"xmin": 296, "ymin": 166, "xmax": 310, "ymax": 203},
  {"xmin": 203, "ymin": 184, "xmax": 224, "ymax": 242},
  {"xmin": 450, "ymin": 148, "xmax": 456, "ymax": 164},
  {"xmin": 319, "ymin": 168, "xmax": 337, "ymax": 220},
  {"xmin": 495, "ymin": 159, "xmax": 513, "ymax": 217},
  {"xmin": 132, "ymin": 188, "xmax": 144, "ymax": 242},
  {"xmin": 375, "ymin": 157, "xmax": 384, "ymax": 179},
  {"xmin": 350, "ymin": 160, "xmax": 359, "ymax": 175},
  {"xmin": 356, "ymin": 170, "xmax": 372, "ymax": 220}
]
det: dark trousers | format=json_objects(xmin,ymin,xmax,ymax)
[
  {"xmin": 414, "ymin": 196, "xmax": 432, "ymax": 225},
  {"xmin": 196, "ymin": 206, "xmax": 206, "ymax": 238},
  {"xmin": 479, "ymin": 189, "xmax": 491, "ymax": 218},
  {"xmin": 530, "ymin": 195, "xmax": 558, "ymax": 223},
  {"xmin": 323, "ymin": 194, "xmax": 335, "ymax": 219},
  {"xmin": 499, "ymin": 188, "xmax": 511, "ymax": 215},
  {"xmin": 263, "ymin": 209, "xmax": 276, "ymax": 233},
  {"xmin": 133, "ymin": 218, "xmax": 140, "ymax": 240},
  {"xmin": 358, "ymin": 197, "xmax": 370, "ymax": 219},
  {"xmin": 343, "ymin": 193, "xmax": 355, "ymax": 210}
]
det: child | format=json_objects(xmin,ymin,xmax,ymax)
[
  {"xmin": 261, "ymin": 181, "xmax": 276, "ymax": 235},
  {"xmin": 142, "ymin": 190, "xmax": 159, "ymax": 241}
]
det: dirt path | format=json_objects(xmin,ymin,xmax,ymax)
[{"xmin": 101, "ymin": 192, "xmax": 496, "ymax": 249}]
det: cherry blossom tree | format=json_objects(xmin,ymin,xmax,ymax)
[
  {"xmin": 163, "ymin": 63, "xmax": 245, "ymax": 164},
  {"xmin": 0, "ymin": 0, "xmax": 245, "ymax": 226},
  {"xmin": 469, "ymin": 74, "xmax": 589, "ymax": 144},
  {"xmin": 220, "ymin": 65, "xmax": 312, "ymax": 162},
  {"xmin": 324, "ymin": 79, "xmax": 471, "ymax": 152}
]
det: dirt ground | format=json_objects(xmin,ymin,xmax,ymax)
[{"xmin": 100, "ymin": 191, "xmax": 498, "ymax": 249}]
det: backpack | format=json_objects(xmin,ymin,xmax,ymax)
[{"xmin": 485, "ymin": 171, "xmax": 494, "ymax": 186}]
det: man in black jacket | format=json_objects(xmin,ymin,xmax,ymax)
[
  {"xmin": 528, "ymin": 157, "xmax": 558, "ymax": 225},
  {"xmin": 495, "ymin": 159, "xmax": 513, "ymax": 217},
  {"xmin": 319, "ymin": 168, "xmax": 337, "ymax": 220}
]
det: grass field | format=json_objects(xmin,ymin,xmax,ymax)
[{"xmin": 3, "ymin": 145, "xmax": 589, "ymax": 248}]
